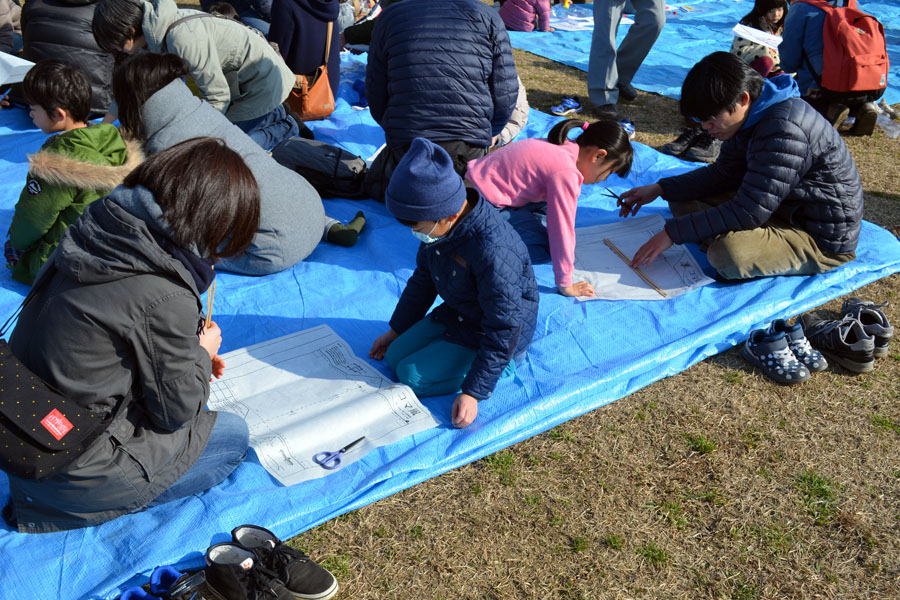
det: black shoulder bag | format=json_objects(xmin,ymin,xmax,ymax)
[{"xmin": 0, "ymin": 268, "xmax": 107, "ymax": 481}]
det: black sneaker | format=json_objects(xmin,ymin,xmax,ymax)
[
  {"xmin": 826, "ymin": 103, "xmax": 850, "ymax": 129},
  {"xmin": 617, "ymin": 82, "xmax": 638, "ymax": 102},
  {"xmin": 681, "ymin": 131, "xmax": 722, "ymax": 163},
  {"xmin": 840, "ymin": 297, "xmax": 893, "ymax": 358},
  {"xmin": 232, "ymin": 525, "xmax": 339, "ymax": 600},
  {"xmin": 205, "ymin": 543, "xmax": 294, "ymax": 600},
  {"xmin": 801, "ymin": 313, "xmax": 875, "ymax": 373},
  {"xmin": 660, "ymin": 127, "xmax": 703, "ymax": 156},
  {"xmin": 741, "ymin": 328, "xmax": 811, "ymax": 384},
  {"xmin": 593, "ymin": 103, "xmax": 619, "ymax": 120},
  {"xmin": 849, "ymin": 101, "xmax": 878, "ymax": 136}
]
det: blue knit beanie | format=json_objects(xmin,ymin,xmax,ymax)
[{"xmin": 385, "ymin": 138, "xmax": 466, "ymax": 222}]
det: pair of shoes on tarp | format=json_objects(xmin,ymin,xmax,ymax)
[
  {"xmin": 660, "ymin": 126, "xmax": 721, "ymax": 163},
  {"xmin": 800, "ymin": 298, "xmax": 894, "ymax": 374},
  {"xmin": 120, "ymin": 525, "xmax": 338, "ymax": 600},
  {"xmin": 741, "ymin": 318, "xmax": 828, "ymax": 385}
]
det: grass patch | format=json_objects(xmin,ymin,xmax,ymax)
[
  {"xmin": 636, "ymin": 542, "xmax": 669, "ymax": 567},
  {"xmin": 871, "ymin": 414, "xmax": 900, "ymax": 435},
  {"xmin": 603, "ymin": 534, "xmax": 625, "ymax": 550},
  {"xmin": 683, "ymin": 433, "xmax": 717, "ymax": 454},
  {"xmin": 570, "ymin": 536, "xmax": 589, "ymax": 553},
  {"xmin": 408, "ymin": 525, "xmax": 424, "ymax": 539},
  {"xmin": 795, "ymin": 469, "xmax": 840, "ymax": 525},
  {"xmin": 319, "ymin": 554, "xmax": 351, "ymax": 579},
  {"xmin": 652, "ymin": 500, "xmax": 687, "ymax": 528},
  {"xmin": 484, "ymin": 449, "xmax": 518, "ymax": 486}
]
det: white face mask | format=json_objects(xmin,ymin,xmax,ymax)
[{"xmin": 412, "ymin": 221, "xmax": 441, "ymax": 244}]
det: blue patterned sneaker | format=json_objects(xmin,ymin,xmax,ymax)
[
  {"xmin": 741, "ymin": 328, "xmax": 811, "ymax": 385},
  {"xmin": 550, "ymin": 96, "xmax": 582, "ymax": 116},
  {"xmin": 619, "ymin": 118, "xmax": 636, "ymax": 140},
  {"xmin": 840, "ymin": 297, "xmax": 893, "ymax": 358},
  {"xmin": 766, "ymin": 319, "xmax": 828, "ymax": 372}
]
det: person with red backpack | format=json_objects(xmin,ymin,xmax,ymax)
[{"xmin": 779, "ymin": 0, "xmax": 889, "ymax": 135}]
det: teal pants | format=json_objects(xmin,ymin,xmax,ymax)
[{"xmin": 386, "ymin": 316, "xmax": 516, "ymax": 397}]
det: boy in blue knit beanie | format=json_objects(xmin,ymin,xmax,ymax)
[{"xmin": 370, "ymin": 138, "xmax": 539, "ymax": 428}]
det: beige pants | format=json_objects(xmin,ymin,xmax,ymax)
[{"xmin": 669, "ymin": 196, "xmax": 855, "ymax": 280}]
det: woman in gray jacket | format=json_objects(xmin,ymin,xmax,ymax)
[
  {"xmin": 5, "ymin": 138, "xmax": 256, "ymax": 533},
  {"xmin": 113, "ymin": 52, "xmax": 364, "ymax": 275}
]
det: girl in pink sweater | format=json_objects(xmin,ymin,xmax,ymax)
[
  {"xmin": 467, "ymin": 118, "xmax": 633, "ymax": 297},
  {"xmin": 499, "ymin": 0, "xmax": 553, "ymax": 33}
]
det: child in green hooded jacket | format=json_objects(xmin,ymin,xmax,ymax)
[{"xmin": 5, "ymin": 59, "xmax": 140, "ymax": 285}]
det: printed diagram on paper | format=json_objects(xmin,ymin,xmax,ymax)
[
  {"xmin": 572, "ymin": 214, "xmax": 714, "ymax": 301},
  {"xmin": 207, "ymin": 325, "xmax": 438, "ymax": 486}
]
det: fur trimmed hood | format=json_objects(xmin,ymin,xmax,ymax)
[{"xmin": 28, "ymin": 136, "xmax": 143, "ymax": 192}]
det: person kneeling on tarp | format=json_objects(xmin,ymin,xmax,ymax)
[
  {"xmin": 4, "ymin": 139, "xmax": 254, "ymax": 533},
  {"xmin": 618, "ymin": 51, "xmax": 862, "ymax": 281},
  {"xmin": 370, "ymin": 138, "xmax": 539, "ymax": 429}
]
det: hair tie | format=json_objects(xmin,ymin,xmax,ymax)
[{"xmin": 581, "ymin": 121, "xmax": 590, "ymax": 131}]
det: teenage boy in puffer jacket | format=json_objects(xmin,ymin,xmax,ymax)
[{"xmin": 370, "ymin": 138, "xmax": 539, "ymax": 429}]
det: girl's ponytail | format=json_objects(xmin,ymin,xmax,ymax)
[{"xmin": 548, "ymin": 118, "xmax": 635, "ymax": 177}]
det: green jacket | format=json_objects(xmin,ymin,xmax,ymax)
[
  {"xmin": 142, "ymin": 0, "xmax": 295, "ymax": 122},
  {"xmin": 7, "ymin": 124, "xmax": 141, "ymax": 285}
]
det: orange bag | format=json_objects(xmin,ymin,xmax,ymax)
[{"xmin": 286, "ymin": 22, "xmax": 335, "ymax": 121}]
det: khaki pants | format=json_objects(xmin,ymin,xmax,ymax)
[{"xmin": 669, "ymin": 195, "xmax": 855, "ymax": 280}]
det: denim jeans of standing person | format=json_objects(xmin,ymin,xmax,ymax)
[
  {"xmin": 144, "ymin": 411, "xmax": 250, "ymax": 508},
  {"xmin": 588, "ymin": 0, "xmax": 665, "ymax": 106},
  {"xmin": 234, "ymin": 103, "xmax": 299, "ymax": 151}
]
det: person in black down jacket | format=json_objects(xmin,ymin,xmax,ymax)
[
  {"xmin": 364, "ymin": 0, "xmax": 519, "ymax": 202},
  {"xmin": 618, "ymin": 52, "xmax": 862, "ymax": 281},
  {"xmin": 20, "ymin": 0, "xmax": 113, "ymax": 115},
  {"xmin": 370, "ymin": 138, "xmax": 539, "ymax": 429},
  {"xmin": 268, "ymin": 0, "xmax": 341, "ymax": 99}
]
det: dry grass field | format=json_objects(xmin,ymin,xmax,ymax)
[{"xmin": 282, "ymin": 16, "xmax": 900, "ymax": 600}]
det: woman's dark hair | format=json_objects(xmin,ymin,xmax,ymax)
[
  {"xmin": 740, "ymin": 0, "xmax": 788, "ymax": 31},
  {"xmin": 680, "ymin": 52, "xmax": 764, "ymax": 122},
  {"xmin": 92, "ymin": 0, "xmax": 145, "ymax": 53},
  {"xmin": 23, "ymin": 59, "xmax": 92, "ymax": 123},
  {"xmin": 113, "ymin": 52, "xmax": 189, "ymax": 139},
  {"xmin": 547, "ymin": 118, "xmax": 634, "ymax": 177},
  {"xmin": 123, "ymin": 138, "xmax": 261, "ymax": 259}
]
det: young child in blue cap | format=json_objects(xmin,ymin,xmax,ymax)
[{"xmin": 370, "ymin": 138, "xmax": 539, "ymax": 428}]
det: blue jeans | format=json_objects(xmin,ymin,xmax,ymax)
[
  {"xmin": 234, "ymin": 103, "xmax": 298, "ymax": 151},
  {"xmin": 145, "ymin": 411, "xmax": 249, "ymax": 508},
  {"xmin": 386, "ymin": 316, "xmax": 516, "ymax": 397},
  {"xmin": 240, "ymin": 11, "xmax": 270, "ymax": 37}
]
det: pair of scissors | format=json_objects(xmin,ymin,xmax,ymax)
[
  {"xmin": 313, "ymin": 436, "xmax": 366, "ymax": 470},
  {"xmin": 603, "ymin": 187, "xmax": 624, "ymax": 205}
]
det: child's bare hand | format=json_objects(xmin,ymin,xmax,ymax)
[
  {"xmin": 199, "ymin": 321, "xmax": 223, "ymax": 358},
  {"xmin": 451, "ymin": 393, "xmax": 478, "ymax": 428},
  {"xmin": 210, "ymin": 355, "xmax": 226, "ymax": 381},
  {"xmin": 369, "ymin": 328, "xmax": 398, "ymax": 360},
  {"xmin": 559, "ymin": 281, "xmax": 594, "ymax": 297}
]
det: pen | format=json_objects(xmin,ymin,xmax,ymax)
[{"xmin": 0, "ymin": 89, "xmax": 11, "ymax": 104}]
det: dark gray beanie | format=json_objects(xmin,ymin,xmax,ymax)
[{"xmin": 385, "ymin": 138, "xmax": 466, "ymax": 222}]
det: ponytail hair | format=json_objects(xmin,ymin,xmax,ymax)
[{"xmin": 547, "ymin": 118, "xmax": 634, "ymax": 177}]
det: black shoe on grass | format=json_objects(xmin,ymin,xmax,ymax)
[
  {"xmin": 660, "ymin": 127, "xmax": 703, "ymax": 156},
  {"xmin": 840, "ymin": 297, "xmax": 893, "ymax": 358},
  {"xmin": 801, "ymin": 313, "xmax": 875, "ymax": 373},
  {"xmin": 681, "ymin": 131, "xmax": 722, "ymax": 163}
]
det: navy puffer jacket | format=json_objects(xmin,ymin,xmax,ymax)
[
  {"xmin": 366, "ymin": 0, "xmax": 519, "ymax": 150},
  {"xmin": 660, "ymin": 92, "xmax": 862, "ymax": 255},
  {"xmin": 389, "ymin": 191, "xmax": 539, "ymax": 400}
]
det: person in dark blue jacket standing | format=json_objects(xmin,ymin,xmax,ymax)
[
  {"xmin": 268, "ymin": 0, "xmax": 341, "ymax": 100},
  {"xmin": 618, "ymin": 52, "xmax": 862, "ymax": 281},
  {"xmin": 370, "ymin": 138, "xmax": 539, "ymax": 429},
  {"xmin": 364, "ymin": 0, "xmax": 519, "ymax": 202}
]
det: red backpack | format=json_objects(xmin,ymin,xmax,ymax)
[{"xmin": 795, "ymin": 0, "xmax": 889, "ymax": 93}]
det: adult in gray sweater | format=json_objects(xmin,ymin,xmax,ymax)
[
  {"xmin": 5, "ymin": 139, "xmax": 254, "ymax": 533},
  {"xmin": 113, "ymin": 52, "xmax": 364, "ymax": 275}
]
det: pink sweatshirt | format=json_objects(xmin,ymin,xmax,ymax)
[
  {"xmin": 498, "ymin": 0, "xmax": 552, "ymax": 33},
  {"xmin": 467, "ymin": 139, "xmax": 583, "ymax": 289}
]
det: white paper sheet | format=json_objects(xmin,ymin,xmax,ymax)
[
  {"xmin": 731, "ymin": 23, "xmax": 783, "ymax": 50},
  {"xmin": 207, "ymin": 325, "xmax": 438, "ymax": 486},
  {"xmin": 549, "ymin": 4, "xmax": 632, "ymax": 32},
  {"xmin": 0, "ymin": 52, "xmax": 34, "ymax": 85},
  {"xmin": 572, "ymin": 214, "xmax": 714, "ymax": 301}
]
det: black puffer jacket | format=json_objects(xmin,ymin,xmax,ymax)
[
  {"xmin": 21, "ymin": 0, "xmax": 113, "ymax": 114},
  {"xmin": 660, "ymin": 94, "xmax": 862, "ymax": 255},
  {"xmin": 366, "ymin": 0, "xmax": 518, "ymax": 150}
]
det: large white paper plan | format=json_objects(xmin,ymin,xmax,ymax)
[
  {"xmin": 0, "ymin": 52, "xmax": 34, "ymax": 85},
  {"xmin": 572, "ymin": 214, "xmax": 714, "ymax": 301},
  {"xmin": 207, "ymin": 325, "xmax": 438, "ymax": 486},
  {"xmin": 731, "ymin": 23, "xmax": 783, "ymax": 50}
]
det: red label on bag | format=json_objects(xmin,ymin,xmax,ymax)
[{"xmin": 41, "ymin": 409, "xmax": 73, "ymax": 441}]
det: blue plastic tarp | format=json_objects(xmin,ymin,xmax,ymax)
[
  {"xmin": 0, "ymin": 53, "xmax": 898, "ymax": 600},
  {"xmin": 509, "ymin": 0, "xmax": 900, "ymax": 105}
]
